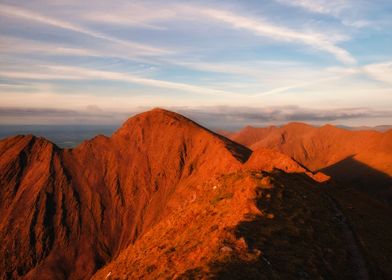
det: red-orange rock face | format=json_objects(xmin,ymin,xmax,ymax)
[
  {"xmin": 0, "ymin": 109, "xmax": 251, "ymax": 279},
  {"xmin": 1, "ymin": 109, "xmax": 390, "ymax": 279}
]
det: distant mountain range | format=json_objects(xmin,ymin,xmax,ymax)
[
  {"xmin": 224, "ymin": 122, "xmax": 392, "ymax": 203},
  {"xmin": 336, "ymin": 125, "xmax": 392, "ymax": 132}
]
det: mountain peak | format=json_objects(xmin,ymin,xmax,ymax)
[
  {"xmin": 283, "ymin": 122, "xmax": 314, "ymax": 130},
  {"xmin": 141, "ymin": 107, "xmax": 182, "ymax": 117},
  {"xmin": 119, "ymin": 108, "xmax": 193, "ymax": 130},
  {"xmin": 150, "ymin": 107, "xmax": 171, "ymax": 113},
  {"xmin": 113, "ymin": 108, "xmax": 251, "ymax": 163}
]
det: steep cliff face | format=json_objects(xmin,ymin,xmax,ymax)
[
  {"xmin": 0, "ymin": 109, "xmax": 251, "ymax": 279},
  {"xmin": 0, "ymin": 135, "xmax": 74, "ymax": 279}
]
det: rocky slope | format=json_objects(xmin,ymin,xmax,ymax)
[
  {"xmin": 0, "ymin": 109, "xmax": 250, "ymax": 279},
  {"xmin": 0, "ymin": 110, "xmax": 390, "ymax": 279}
]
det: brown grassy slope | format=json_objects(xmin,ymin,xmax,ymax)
[
  {"xmin": 0, "ymin": 109, "xmax": 251, "ymax": 280},
  {"xmin": 92, "ymin": 169, "xmax": 353, "ymax": 280}
]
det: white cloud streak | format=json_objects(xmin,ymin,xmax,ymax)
[
  {"xmin": 0, "ymin": 36, "xmax": 102, "ymax": 57},
  {"xmin": 0, "ymin": 3, "xmax": 356, "ymax": 64},
  {"xmin": 0, "ymin": 3, "xmax": 169, "ymax": 56},
  {"xmin": 275, "ymin": 0, "xmax": 348, "ymax": 16},
  {"xmin": 363, "ymin": 61, "xmax": 392, "ymax": 85},
  {"xmin": 327, "ymin": 61, "xmax": 392, "ymax": 85},
  {"xmin": 251, "ymin": 73, "xmax": 354, "ymax": 97},
  {"xmin": 197, "ymin": 8, "xmax": 356, "ymax": 64},
  {"xmin": 275, "ymin": 0, "xmax": 372, "ymax": 29},
  {"xmin": 81, "ymin": 2, "xmax": 176, "ymax": 30},
  {"xmin": 0, "ymin": 65, "xmax": 242, "ymax": 97}
]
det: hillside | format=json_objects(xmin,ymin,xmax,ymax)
[
  {"xmin": 0, "ymin": 109, "xmax": 250, "ymax": 279},
  {"xmin": 228, "ymin": 123, "xmax": 392, "ymax": 202},
  {"xmin": 0, "ymin": 110, "xmax": 390, "ymax": 279},
  {"xmin": 92, "ymin": 170, "xmax": 354, "ymax": 279}
]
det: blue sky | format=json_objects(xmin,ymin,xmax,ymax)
[{"xmin": 0, "ymin": 0, "xmax": 391, "ymax": 127}]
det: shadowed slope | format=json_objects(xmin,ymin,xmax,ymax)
[
  {"xmin": 0, "ymin": 109, "xmax": 251, "ymax": 279},
  {"xmin": 329, "ymin": 185, "xmax": 392, "ymax": 279},
  {"xmin": 321, "ymin": 156, "xmax": 392, "ymax": 202}
]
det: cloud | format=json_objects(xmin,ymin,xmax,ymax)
[
  {"xmin": 0, "ymin": 2, "xmax": 355, "ymax": 63},
  {"xmin": 2, "ymin": 1, "xmax": 354, "ymax": 64},
  {"xmin": 175, "ymin": 106, "xmax": 392, "ymax": 129},
  {"xmin": 0, "ymin": 105, "xmax": 392, "ymax": 129},
  {"xmin": 0, "ymin": 107, "xmax": 136, "ymax": 125},
  {"xmin": 363, "ymin": 61, "xmax": 392, "ymax": 85},
  {"xmin": 1, "ymin": 105, "xmax": 390, "ymax": 128},
  {"xmin": 0, "ymin": 65, "xmax": 242, "ymax": 97},
  {"xmin": 0, "ymin": 34, "xmax": 357, "ymax": 98},
  {"xmin": 250, "ymin": 75, "xmax": 346, "ymax": 97},
  {"xmin": 275, "ymin": 0, "xmax": 373, "ymax": 29},
  {"xmin": 1, "ymin": 0, "xmax": 390, "ymax": 118},
  {"xmin": 275, "ymin": 0, "xmax": 348, "ymax": 16},
  {"xmin": 0, "ymin": 36, "xmax": 102, "ymax": 57},
  {"xmin": 81, "ymin": 2, "xmax": 176, "ymax": 30},
  {"xmin": 326, "ymin": 61, "xmax": 392, "ymax": 85},
  {"xmin": 196, "ymin": 7, "xmax": 356, "ymax": 64},
  {"xmin": 0, "ymin": 3, "xmax": 169, "ymax": 56},
  {"xmin": 0, "ymin": 2, "xmax": 356, "ymax": 65},
  {"xmin": 0, "ymin": 35, "xmax": 323, "ymax": 85},
  {"xmin": 0, "ymin": 35, "xmax": 174, "ymax": 66}
]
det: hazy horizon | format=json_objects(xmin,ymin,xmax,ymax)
[{"xmin": 1, "ymin": 111, "xmax": 391, "ymax": 148}]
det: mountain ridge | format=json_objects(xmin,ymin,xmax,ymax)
[
  {"xmin": 0, "ymin": 109, "xmax": 257, "ymax": 279},
  {"xmin": 1, "ymin": 110, "xmax": 390, "ymax": 279}
]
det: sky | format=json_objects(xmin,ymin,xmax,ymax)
[{"xmin": 0, "ymin": 0, "xmax": 392, "ymax": 129}]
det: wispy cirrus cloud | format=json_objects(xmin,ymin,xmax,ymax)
[
  {"xmin": 0, "ymin": 3, "xmax": 169, "ymax": 56},
  {"xmin": 0, "ymin": 35, "xmax": 321, "ymax": 83},
  {"xmin": 0, "ymin": 36, "xmax": 103, "ymax": 57},
  {"xmin": 0, "ymin": 34, "xmax": 354, "ymax": 98},
  {"xmin": 19, "ymin": 1, "xmax": 354, "ymax": 64},
  {"xmin": 196, "ymin": 8, "xmax": 356, "ymax": 64},
  {"xmin": 275, "ymin": 0, "xmax": 348, "ymax": 16},
  {"xmin": 0, "ymin": 65, "xmax": 242, "ymax": 97},
  {"xmin": 275, "ymin": 0, "xmax": 372, "ymax": 28},
  {"xmin": 325, "ymin": 61, "xmax": 392, "ymax": 86},
  {"xmin": 363, "ymin": 61, "xmax": 392, "ymax": 85},
  {"xmin": 2, "ymin": 57, "xmax": 391, "ymax": 103},
  {"xmin": 81, "ymin": 2, "xmax": 176, "ymax": 30}
]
